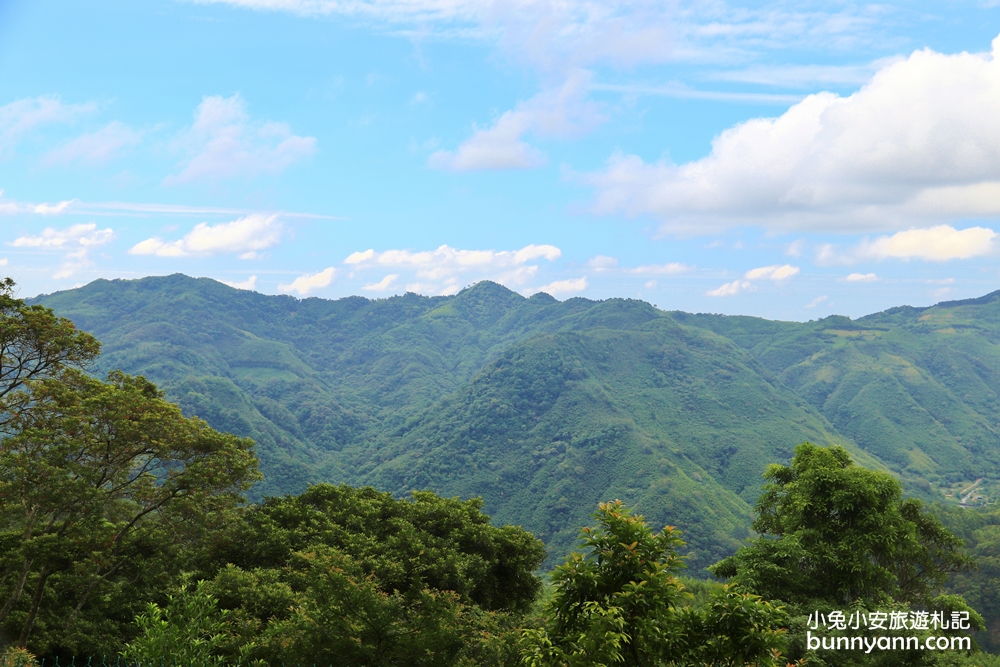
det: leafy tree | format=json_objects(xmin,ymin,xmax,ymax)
[
  {"xmin": 521, "ymin": 500, "xmax": 786, "ymax": 666},
  {"xmin": 122, "ymin": 579, "xmax": 229, "ymax": 666},
  {"xmin": 711, "ymin": 443, "xmax": 973, "ymax": 608},
  {"xmin": 0, "ymin": 370, "xmax": 260, "ymax": 651},
  {"xmin": 711, "ymin": 443, "xmax": 982, "ymax": 666},
  {"xmin": 206, "ymin": 484, "xmax": 545, "ymax": 613},
  {"xmin": 0, "ymin": 277, "xmax": 100, "ymax": 430},
  {"xmin": 195, "ymin": 484, "xmax": 546, "ymax": 665}
]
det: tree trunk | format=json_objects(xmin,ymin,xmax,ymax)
[
  {"xmin": 0, "ymin": 558, "xmax": 33, "ymax": 625},
  {"xmin": 17, "ymin": 565, "xmax": 50, "ymax": 647}
]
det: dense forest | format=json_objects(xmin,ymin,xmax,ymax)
[
  {"xmin": 3, "ymin": 275, "xmax": 1000, "ymax": 665},
  {"xmin": 29, "ymin": 275, "xmax": 1000, "ymax": 570}
]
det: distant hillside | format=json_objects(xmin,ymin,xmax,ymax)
[{"xmin": 31, "ymin": 275, "xmax": 1000, "ymax": 569}]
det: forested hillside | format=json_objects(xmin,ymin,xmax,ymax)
[{"xmin": 32, "ymin": 275, "xmax": 1000, "ymax": 569}]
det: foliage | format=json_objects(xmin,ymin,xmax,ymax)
[
  {"xmin": 0, "ymin": 276, "xmax": 101, "ymax": 431},
  {"xmin": 0, "ymin": 647, "xmax": 37, "ymax": 667},
  {"xmin": 122, "ymin": 579, "xmax": 228, "ymax": 666},
  {"xmin": 191, "ymin": 484, "xmax": 546, "ymax": 665},
  {"xmin": 35, "ymin": 275, "xmax": 861, "ymax": 571},
  {"xmin": 521, "ymin": 500, "xmax": 787, "ymax": 666},
  {"xmin": 712, "ymin": 443, "xmax": 983, "ymax": 666},
  {"xmin": 936, "ymin": 504, "xmax": 1000, "ymax": 653},
  {"xmin": 0, "ymin": 369, "xmax": 260, "ymax": 652}
]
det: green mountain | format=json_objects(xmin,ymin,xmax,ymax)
[{"xmin": 30, "ymin": 275, "xmax": 1000, "ymax": 569}]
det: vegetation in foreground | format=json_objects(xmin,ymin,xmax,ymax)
[{"xmin": 3, "ymin": 277, "xmax": 1000, "ymax": 665}]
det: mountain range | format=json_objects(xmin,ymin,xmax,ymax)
[{"xmin": 31, "ymin": 275, "xmax": 1000, "ymax": 569}]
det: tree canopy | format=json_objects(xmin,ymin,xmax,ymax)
[
  {"xmin": 711, "ymin": 443, "xmax": 982, "ymax": 666},
  {"xmin": 522, "ymin": 500, "xmax": 787, "ymax": 666}
]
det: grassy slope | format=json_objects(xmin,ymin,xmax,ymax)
[{"xmin": 675, "ymin": 293, "xmax": 1000, "ymax": 499}]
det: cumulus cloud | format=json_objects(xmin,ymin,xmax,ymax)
[
  {"xmin": 859, "ymin": 226, "xmax": 996, "ymax": 261},
  {"xmin": 42, "ymin": 122, "xmax": 143, "ymax": 166},
  {"xmin": 0, "ymin": 192, "xmax": 78, "ymax": 216},
  {"xmin": 345, "ymin": 249, "xmax": 376, "ymax": 264},
  {"xmin": 744, "ymin": 264, "xmax": 799, "ymax": 280},
  {"xmin": 164, "ymin": 95, "xmax": 316, "ymax": 185},
  {"xmin": 363, "ymin": 274, "xmax": 399, "ymax": 291},
  {"xmin": 528, "ymin": 276, "xmax": 587, "ymax": 297},
  {"xmin": 222, "ymin": 275, "xmax": 258, "ymax": 290},
  {"xmin": 11, "ymin": 222, "xmax": 114, "ymax": 250},
  {"xmin": 845, "ymin": 272, "xmax": 877, "ymax": 282},
  {"xmin": 708, "ymin": 280, "xmax": 753, "ymax": 297},
  {"xmin": 344, "ymin": 243, "xmax": 562, "ymax": 295},
  {"xmin": 818, "ymin": 226, "xmax": 996, "ymax": 264},
  {"xmin": 708, "ymin": 264, "xmax": 799, "ymax": 296},
  {"xmin": 0, "ymin": 96, "xmax": 95, "ymax": 155},
  {"xmin": 9, "ymin": 222, "xmax": 115, "ymax": 278},
  {"xmin": 428, "ymin": 71, "xmax": 604, "ymax": 171},
  {"xmin": 129, "ymin": 214, "xmax": 282, "ymax": 258},
  {"xmin": 587, "ymin": 35, "xmax": 1000, "ymax": 234},
  {"xmin": 280, "ymin": 267, "xmax": 336, "ymax": 295}
]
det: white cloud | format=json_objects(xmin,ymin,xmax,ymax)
[
  {"xmin": 280, "ymin": 267, "xmax": 337, "ymax": 295},
  {"xmin": 587, "ymin": 255, "xmax": 618, "ymax": 271},
  {"xmin": 9, "ymin": 222, "xmax": 115, "ymax": 279},
  {"xmin": 41, "ymin": 122, "xmax": 143, "ymax": 166},
  {"xmin": 0, "ymin": 258, "xmax": 7, "ymax": 266},
  {"xmin": 428, "ymin": 71, "xmax": 603, "ymax": 171},
  {"xmin": 805, "ymin": 295, "xmax": 829, "ymax": 308},
  {"xmin": 708, "ymin": 279, "xmax": 753, "ymax": 297},
  {"xmin": 586, "ymin": 34, "xmax": 1000, "ymax": 234},
  {"xmin": 345, "ymin": 249, "xmax": 376, "ymax": 264},
  {"xmin": 627, "ymin": 262, "xmax": 690, "ymax": 275},
  {"xmin": 164, "ymin": 95, "xmax": 316, "ymax": 185},
  {"xmin": 0, "ymin": 192, "xmax": 78, "ymax": 216},
  {"xmin": 707, "ymin": 263, "xmax": 798, "ymax": 297},
  {"xmin": 0, "ymin": 95, "xmax": 95, "ymax": 155},
  {"xmin": 744, "ymin": 264, "xmax": 799, "ymax": 280},
  {"xmin": 859, "ymin": 226, "xmax": 996, "ymax": 261},
  {"xmin": 818, "ymin": 226, "xmax": 997, "ymax": 265},
  {"xmin": 845, "ymin": 272, "xmax": 877, "ymax": 282},
  {"xmin": 222, "ymin": 275, "xmax": 258, "ymax": 290},
  {"xmin": 344, "ymin": 243, "xmax": 561, "ymax": 295},
  {"xmin": 11, "ymin": 223, "xmax": 114, "ymax": 250},
  {"xmin": 129, "ymin": 214, "xmax": 282, "ymax": 257},
  {"xmin": 528, "ymin": 276, "xmax": 587, "ymax": 297},
  {"xmin": 363, "ymin": 274, "xmax": 400, "ymax": 291},
  {"xmin": 33, "ymin": 200, "xmax": 75, "ymax": 215}
]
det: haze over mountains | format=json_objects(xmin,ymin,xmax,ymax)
[{"xmin": 32, "ymin": 275, "xmax": 1000, "ymax": 569}]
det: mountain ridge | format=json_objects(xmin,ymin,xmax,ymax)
[{"xmin": 30, "ymin": 274, "xmax": 1000, "ymax": 568}]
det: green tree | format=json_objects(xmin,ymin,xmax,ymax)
[
  {"xmin": 0, "ymin": 370, "xmax": 260, "ymax": 651},
  {"xmin": 711, "ymin": 443, "xmax": 982, "ymax": 666},
  {"xmin": 0, "ymin": 276, "xmax": 100, "ymax": 428},
  {"xmin": 521, "ymin": 501, "xmax": 786, "ymax": 666},
  {"xmin": 197, "ymin": 484, "xmax": 545, "ymax": 665},
  {"xmin": 122, "ymin": 579, "xmax": 229, "ymax": 666},
  {"xmin": 711, "ymin": 443, "xmax": 973, "ymax": 608}
]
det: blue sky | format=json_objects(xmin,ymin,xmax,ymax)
[{"xmin": 2, "ymin": 0, "xmax": 1000, "ymax": 320}]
